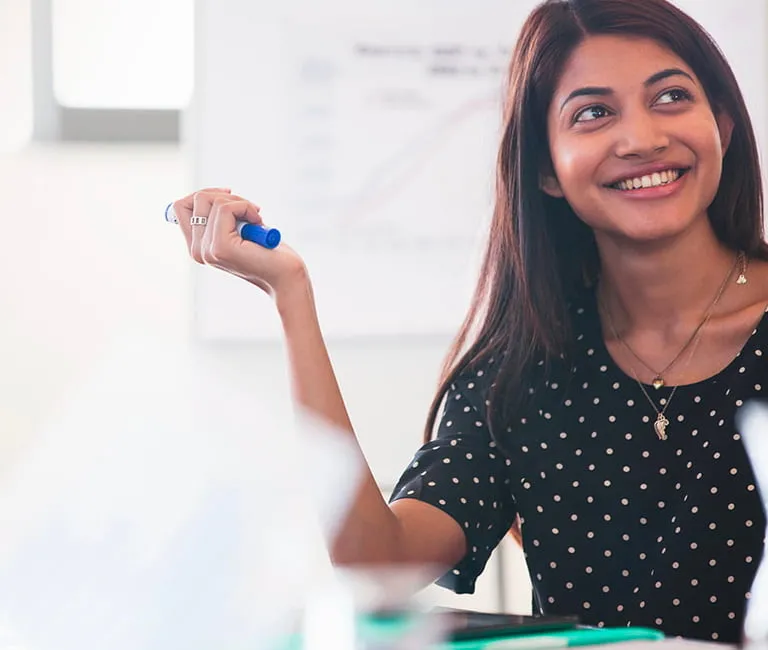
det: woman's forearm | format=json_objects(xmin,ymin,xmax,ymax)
[{"xmin": 275, "ymin": 274, "xmax": 405, "ymax": 564}]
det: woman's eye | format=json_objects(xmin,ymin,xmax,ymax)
[
  {"xmin": 574, "ymin": 105, "xmax": 610, "ymax": 123},
  {"xmin": 656, "ymin": 88, "xmax": 692, "ymax": 105}
]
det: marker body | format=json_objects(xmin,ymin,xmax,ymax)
[{"xmin": 237, "ymin": 222, "xmax": 281, "ymax": 249}]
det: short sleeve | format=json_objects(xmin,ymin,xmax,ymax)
[{"xmin": 389, "ymin": 364, "xmax": 518, "ymax": 594}]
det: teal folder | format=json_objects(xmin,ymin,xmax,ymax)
[
  {"xmin": 444, "ymin": 626, "xmax": 665, "ymax": 649},
  {"xmin": 278, "ymin": 617, "xmax": 664, "ymax": 650}
]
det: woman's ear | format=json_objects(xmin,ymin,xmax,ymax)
[
  {"xmin": 540, "ymin": 173, "xmax": 564, "ymax": 198},
  {"xmin": 716, "ymin": 110, "xmax": 734, "ymax": 156}
]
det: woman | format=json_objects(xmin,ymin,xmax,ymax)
[{"xmin": 170, "ymin": 0, "xmax": 767, "ymax": 642}]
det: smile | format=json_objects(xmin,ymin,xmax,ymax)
[{"xmin": 608, "ymin": 168, "xmax": 689, "ymax": 191}]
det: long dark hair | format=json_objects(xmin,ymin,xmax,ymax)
[{"xmin": 425, "ymin": 0, "xmax": 767, "ymax": 445}]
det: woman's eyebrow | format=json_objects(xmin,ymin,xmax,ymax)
[{"xmin": 559, "ymin": 68, "xmax": 695, "ymax": 114}]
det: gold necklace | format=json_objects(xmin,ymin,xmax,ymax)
[
  {"xmin": 602, "ymin": 253, "xmax": 741, "ymax": 389},
  {"xmin": 599, "ymin": 254, "xmax": 740, "ymax": 440},
  {"xmin": 633, "ymin": 320, "xmax": 706, "ymax": 441}
]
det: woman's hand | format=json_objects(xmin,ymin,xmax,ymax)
[{"xmin": 171, "ymin": 188, "xmax": 307, "ymax": 298}]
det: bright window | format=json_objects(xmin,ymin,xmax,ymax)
[{"xmin": 52, "ymin": 0, "xmax": 193, "ymax": 109}]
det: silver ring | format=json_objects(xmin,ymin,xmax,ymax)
[
  {"xmin": 164, "ymin": 203, "xmax": 179, "ymax": 224},
  {"xmin": 190, "ymin": 215, "xmax": 208, "ymax": 226}
]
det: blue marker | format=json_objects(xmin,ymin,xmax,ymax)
[
  {"xmin": 164, "ymin": 202, "xmax": 281, "ymax": 250},
  {"xmin": 237, "ymin": 221, "xmax": 281, "ymax": 249}
]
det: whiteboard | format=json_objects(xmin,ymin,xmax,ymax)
[{"xmin": 189, "ymin": 0, "xmax": 767, "ymax": 341}]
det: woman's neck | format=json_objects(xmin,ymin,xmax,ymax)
[{"xmin": 595, "ymin": 224, "xmax": 737, "ymax": 334}]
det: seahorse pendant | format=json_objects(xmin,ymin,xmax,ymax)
[{"xmin": 654, "ymin": 413, "xmax": 669, "ymax": 441}]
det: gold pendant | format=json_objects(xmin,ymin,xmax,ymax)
[
  {"xmin": 652, "ymin": 376, "xmax": 665, "ymax": 390},
  {"xmin": 653, "ymin": 413, "xmax": 669, "ymax": 441}
]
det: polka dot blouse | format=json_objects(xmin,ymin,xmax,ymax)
[{"xmin": 390, "ymin": 288, "xmax": 766, "ymax": 644}]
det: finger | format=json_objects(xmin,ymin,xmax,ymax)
[
  {"xmin": 174, "ymin": 187, "xmax": 232, "ymax": 217},
  {"xmin": 206, "ymin": 199, "xmax": 263, "ymax": 264},
  {"xmin": 172, "ymin": 187, "xmax": 232, "ymax": 251},
  {"xmin": 190, "ymin": 192, "xmax": 250, "ymax": 263}
]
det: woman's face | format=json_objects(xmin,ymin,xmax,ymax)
[{"xmin": 543, "ymin": 35, "xmax": 732, "ymax": 245}]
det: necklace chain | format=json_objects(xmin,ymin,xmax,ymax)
[
  {"xmin": 631, "ymin": 322, "xmax": 707, "ymax": 441},
  {"xmin": 604, "ymin": 253, "xmax": 740, "ymax": 389},
  {"xmin": 600, "ymin": 254, "xmax": 740, "ymax": 440}
]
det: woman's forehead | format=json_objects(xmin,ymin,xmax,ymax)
[{"xmin": 553, "ymin": 35, "xmax": 697, "ymax": 97}]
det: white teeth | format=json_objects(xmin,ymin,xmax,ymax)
[{"xmin": 615, "ymin": 169, "xmax": 681, "ymax": 191}]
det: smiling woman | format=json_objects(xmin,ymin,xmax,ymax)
[{"xmin": 167, "ymin": 0, "xmax": 767, "ymax": 644}]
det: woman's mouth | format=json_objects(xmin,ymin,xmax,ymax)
[{"xmin": 607, "ymin": 168, "xmax": 690, "ymax": 191}]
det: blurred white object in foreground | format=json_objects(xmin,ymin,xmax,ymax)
[
  {"xmin": 0, "ymin": 328, "xmax": 362, "ymax": 650},
  {"xmin": 737, "ymin": 400, "xmax": 768, "ymax": 648}
]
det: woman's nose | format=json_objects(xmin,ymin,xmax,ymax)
[{"xmin": 613, "ymin": 110, "xmax": 670, "ymax": 158}]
